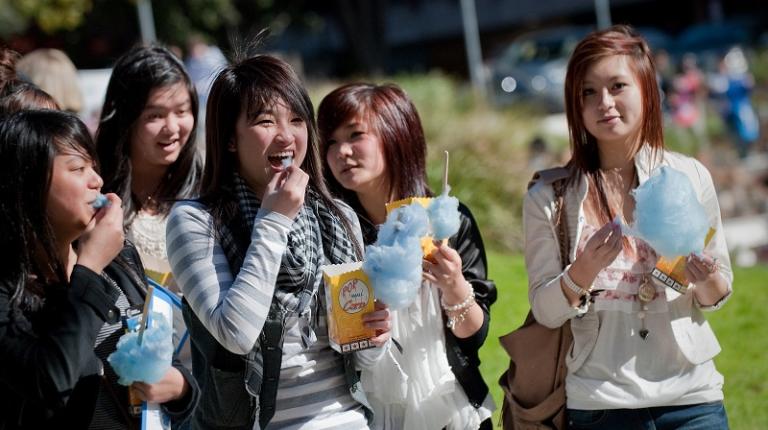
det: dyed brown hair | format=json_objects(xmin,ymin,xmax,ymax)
[
  {"xmin": 564, "ymin": 24, "xmax": 664, "ymax": 225},
  {"xmin": 317, "ymin": 83, "xmax": 431, "ymax": 211}
]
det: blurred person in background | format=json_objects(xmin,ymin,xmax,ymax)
[
  {"xmin": 15, "ymin": 48, "xmax": 83, "ymax": 114},
  {"xmin": 525, "ymin": 25, "xmax": 732, "ymax": 429},
  {"xmin": 670, "ymin": 53, "xmax": 709, "ymax": 151},
  {"xmin": 709, "ymin": 47, "xmax": 760, "ymax": 158},
  {"xmin": 0, "ymin": 81, "xmax": 60, "ymax": 115},
  {"xmin": 0, "ymin": 46, "xmax": 20, "ymax": 93},
  {"xmin": 318, "ymin": 83, "xmax": 497, "ymax": 430}
]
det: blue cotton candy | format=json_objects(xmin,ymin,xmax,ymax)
[
  {"xmin": 363, "ymin": 202, "xmax": 430, "ymax": 310},
  {"xmin": 92, "ymin": 193, "xmax": 110, "ymax": 208},
  {"xmin": 363, "ymin": 236, "xmax": 424, "ymax": 310},
  {"xmin": 630, "ymin": 166, "xmax": 710, "ymax": 258},
  {"xmin": 377, "ymin": 203, "xmax": 429, "ymax": 247},
  {"xmin": 108, "ymin": 311, "xmax": 173, "ymax": 385},
  {"xmin": 428, "ymin": 192, "xmax": 461, "ymax": 240}
]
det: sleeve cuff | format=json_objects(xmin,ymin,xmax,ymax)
[
  {"xmin": 694, "ymin": 285, "xmax": 733, "ymax": 312},
  {"xmin": 256, "ymin": 208, "xmax": 295, "ymax": 229},
  {"xmin": 160, "ymin": 363, "xmax": 200, "ymax": 421}
]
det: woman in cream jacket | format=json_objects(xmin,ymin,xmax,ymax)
[{"xmin": 524, "ymin": 25, "xmax": 732, "ymax": 430}]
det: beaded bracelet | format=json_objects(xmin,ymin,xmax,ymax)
[
  {"xmin": 441, "ymin": 282, "xmax": 475, "ymax": 312},
  {"xmin": 562, "ymin": 270, "xmax": 592, "ymax": 297},
  {"xmin": 446, "ymin": 305, "xmax": 473, "ymax": 330}
]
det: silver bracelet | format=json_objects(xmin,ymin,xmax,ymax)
[
  {"xmin": 562, "ymin": 270, "xmax": 591, "ymax": 297},
  {"xmin": 441, "ymin": 282, "xmax": 475, "ymax": 312},
  {"xmin": 446, "ymin": 305, "xmax": 473, "ymax": 330}
]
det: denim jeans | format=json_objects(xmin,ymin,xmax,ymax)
[{"xmin": 567, "ymin": 401, "xmax": 729, "ymax": 430}]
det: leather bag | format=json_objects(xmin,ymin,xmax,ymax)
[{"xmin": 499, "ymin": 172, "xmax": 572, "ymax": 430}]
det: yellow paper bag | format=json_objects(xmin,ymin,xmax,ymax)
[
  {"xmin": 651, "ymin": 227, "xmax": 716, "ymax": 293},
  {"xmin": 322, "ymin": 262, "xmax": 376, "ymax": 353}
]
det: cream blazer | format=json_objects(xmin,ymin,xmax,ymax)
[{"xmin": 523, "ymin": 146, "xmax": 733, "ymax": 373}]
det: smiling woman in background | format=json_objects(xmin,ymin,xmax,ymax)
[{"xmin": 96, "ymin": 45, "xmax": 202, "ymax": 293}]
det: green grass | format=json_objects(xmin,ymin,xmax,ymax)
[{"xmin": 479, "ymin": 251, "xmax": 768, "ymax": 429}]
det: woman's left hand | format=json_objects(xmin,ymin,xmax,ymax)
[
  {"xmin": 685, "ymin": 252, "xmax": 720, "ymax": 284},
  {"xmin": 362, "ymin": 300, "xmax": 391, "ymax": 347},
  {"xmin": 422, "ymin": 240, "xmax": 467, "ymax": 303},
  {"xmin": 131, "ymin": 367, "xmax": 188, "ymax": 404}
]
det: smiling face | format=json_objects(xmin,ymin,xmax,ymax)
[
  {"xmin": 230, "ymin": 98, "xmax": 308, "ymax": 197},
  {"xmin": 129, "ymin": 82, "xmax": 194, "ymax": 173},
  {"xmin": 325, "ymin": 114, "xmax": 390, "ymax": 200},
  {"xmin": 581, "ymin": 55, "xmax": 644, "ymax": 150},
  {"xmin": 46, "ymin": 149, "xmax": 104, "ymax": 242}
]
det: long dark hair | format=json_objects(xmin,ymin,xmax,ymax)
[
  {"xmin": 564, "ymin": 24, "xmax": 664, "ymax": 225},
  {"xmin": 201, "ymin": 54, "xmax": 361, "ymax": 256},
  {"xmin": 96, "ymin": 45, "xmax": 201, "ymax": 225},
  {"xmin": 317, "ymin": 83, "xmax": 431, "ymax": 211},
  {"xmin": 0, "ymin": 110, "xmax": 97, "ymax": 303}
]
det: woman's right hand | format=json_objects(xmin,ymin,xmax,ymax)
[
  {"xmin": 261, "ymin": 165, "xmax": 309, "ymax": 219},
  {"xmin": 569, "ymin": 221, "xmax": 623, "ymax": 287},
  {"xmin": 77, "ymin": 193, "xmax": 125, "ymax": 274}
]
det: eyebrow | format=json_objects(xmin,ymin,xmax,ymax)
[
  {"xmin": 144, "ymin": 101, "xmax": 191, "ymax": 110},
  {"xmin": 62, "ymin": 153, "xmax": 89, "ymax": 163},
  {"xmin": 583, "ymin": 74, "xmax": 630, "ymax": 85}
]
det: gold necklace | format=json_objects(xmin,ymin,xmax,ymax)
[{"xmin": 637, "ymin": 273, "xmax": 655, "ymax": 340}]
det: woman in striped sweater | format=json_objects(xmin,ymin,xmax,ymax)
[{"xmin": 166, "ymin": 53, "xmax": 392, "ymax": 430}]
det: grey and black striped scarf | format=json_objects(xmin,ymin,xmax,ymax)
[{"xmin": 224, "ymin": 173, "xmax": 359, "ymax": 347}]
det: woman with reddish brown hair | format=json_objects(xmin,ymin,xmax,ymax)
[
  {"xmin": 318, "ymin": 83, "xmax": 497, "ymax": 429},
  {"xmin": 524, "ymin": 25, "xmax": 732, "ymax": 429}
]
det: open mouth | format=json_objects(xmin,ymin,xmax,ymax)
[
  {"xmin": 268, "ymin": 151, "xmax": 294, "ymax": 168},
  {"xmin": 158, "ymin": 139, "xmax": 180, "ymax": 149}
]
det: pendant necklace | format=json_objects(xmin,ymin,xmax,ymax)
[{"xmin": 637, "ymin": 274, "xmax": 655, "ymax": 340}]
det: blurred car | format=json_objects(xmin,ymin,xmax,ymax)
[
  {"xmin": 489, "ymin": 26, "xmax": 590, "ymax": 111},
  {"xmin": 673, "ymin": 21, "xmax": 752, "ymax": 72},
  {"xmin": 489, "ymin": 25, "xmax": 672, "ymax": 112}
]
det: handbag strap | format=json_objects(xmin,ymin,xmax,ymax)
[{"xmin": 552, "ymin": 179, "xmax": 570, "ymax": 271}]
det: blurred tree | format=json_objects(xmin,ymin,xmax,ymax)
[
  {"xmin": 331, "ymin": 0, "xmax": 388, "ymax": 75},
  {"xmin": 152, "ymin": 0, "xmax": 240, "ymax": 49},
  {"xmin": 0, "ymin": 0, "xmax": 92, "ymax": 35}
]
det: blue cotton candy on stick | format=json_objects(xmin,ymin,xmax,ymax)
[
  {"xmin": 630, "ymin": 166, "xmax": 710, "ymax": 258},
  {"xmin": 363, "ymin": 236, "xmax": 424, "ymax": 309},
  {"xmin": 92, "ymin": 193, "xmax": 110, "ymax": 208},
  {"xmin": 108, "ymin": 311, "xmax": 173, "ymax": 385},
  {"xmin": 362, "ymin": 202, "xmax": 429, "ymax": 310},
  {"xmin": 377, "ymin": 203, "xmax": 429, "ymax": 246},
  {"xmin": 428, "ymin": 188, "xmax": 461, "ymax": 240}
]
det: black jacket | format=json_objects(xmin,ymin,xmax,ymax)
[
  {"xmin": 0, "ymin": 244, "xmax": 199, "ymax": 429},
  {"xmin": 358, "ymin": 202, "xmax": 498, "ymax": 409}
]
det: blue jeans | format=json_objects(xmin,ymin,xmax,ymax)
[{"xmin": 567, "ymin": 401, "xmax": 729, "ymax": 430}]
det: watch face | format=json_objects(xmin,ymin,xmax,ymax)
[{"xmin": 338, "ymin": 279, "xmax": 370, "ymax": 314}]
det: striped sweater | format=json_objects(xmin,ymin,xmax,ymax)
[{"xmin": 167, "ymin": 200, "xmax": 384, "ymax": 429}]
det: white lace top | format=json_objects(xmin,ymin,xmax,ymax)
[{"xmin": 126, "ymin": 211, "xmax": 175, "ymax": 289}]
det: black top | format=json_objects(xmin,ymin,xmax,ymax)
[
  {"xmin": 0, "ymin": 243, "xmax": 199, "ymax": 429},
  {"xmin": 357, "ymin": 202, "xmax": 498, "ymax": 408}
]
